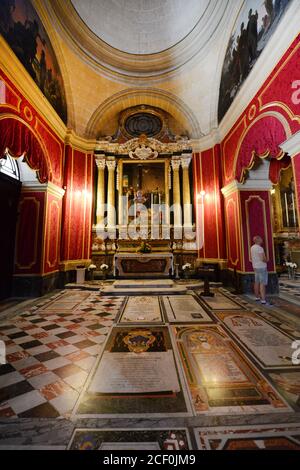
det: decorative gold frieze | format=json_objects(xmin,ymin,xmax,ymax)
[{"xmin": 95, "ymin": 135, "xmax": 192, "ymax": 156}]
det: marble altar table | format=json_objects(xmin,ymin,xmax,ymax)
[{"xmin": 114, "ymin": 253, "xmax": 174, "ymax": 278}]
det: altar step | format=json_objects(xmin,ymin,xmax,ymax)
[
  {"xmin": 101, "ymin": 279, "xmax": 187, "ymax": 295},
  {"xmin": 113, "ymin": 279, "xmax": 174, "ymax": 288},
  {"xmin": 101, "ymin": 286, "xmax": 187, "ymax": 295}
]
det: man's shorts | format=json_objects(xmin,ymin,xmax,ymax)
[{"xmin": 254, "ymin": 268, "xmax": 268, "ymax": 286}]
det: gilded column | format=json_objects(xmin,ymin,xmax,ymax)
[
  {"xmin": 171, "ymin": 158, "xmax": 182, "ymax": 235},
  {"xmin": 117, "ymin": 160, "xmax": 124, "ymax": 226},
  {"xmin": 164, "ymin": 160, "xmax": 170, "ymax": 225},
  {"xmin": 106, "ymin": 158, "xmax": 116, "ymax": 231},
  {"xmin": 181, "ymin": 155, "xmax": 192, "ymax": 228},
  {"xmin": 95, "ymin": 157, "xmax": 106, "ymax": 227},
  {"xmin": 161, "ymin": 159, "xmax": 171, "ymax": 239}
]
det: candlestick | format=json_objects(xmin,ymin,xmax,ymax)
[
  {"xmin": 284, "ymin": 192, "xmax": 289, "ymax": 227},
  {"xmin": 292, "ymin": 192, "xmax": 297, "ymax": 227}
]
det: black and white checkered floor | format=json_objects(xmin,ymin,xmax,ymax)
[{"xmin": 0, "ymin": 291, "xmax": 124, "ymax": 418}]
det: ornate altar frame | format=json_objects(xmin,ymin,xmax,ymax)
[{"xmin": 117, "ymin": 157, "xmax": 170, "ymax": 221}]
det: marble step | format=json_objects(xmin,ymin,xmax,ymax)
[
  {"xmin": 113, "ymin": 279, "xmax": 174, "ymax": 289},
  {"xmin": 65, "ymin": 283, "xmax": 102, "ymax": 291},
  {"xmin": 101, "ymin": 285, "xmax": 187, "ymax": 295}
]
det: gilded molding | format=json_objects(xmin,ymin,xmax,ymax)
[
  {"xmin": 96, "ymin": 135, "xmax": 192, "ymax": 156},
  {"xmin": 22, "ymin": 182, "xmax": 65, "ymax": 198},
  {"xmin": 171, "ymin": 159, "xmax": 181, "ymax": 171},
  {"xmin": 95, "ymin": 158, "xmax": 106, "ymax": 169},
  {"xmin": 59, "ymin": 259, "xmax": 91, "ymax": 272},
  {"xmin": 65, "ymin": 129, "xmax": 98, "ymax": 151}
]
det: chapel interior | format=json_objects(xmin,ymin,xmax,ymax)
[{"xmin": 0, "ymin": 0, "xmax": 300, "ymax": 452}]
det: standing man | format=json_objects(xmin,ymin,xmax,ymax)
[{"xmin": 250, "ymin": 235, "xmax": 270, "ymax": 305}]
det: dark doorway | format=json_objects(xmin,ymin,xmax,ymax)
[{"xmin": 0, "ymin": 173, "xmax": 21, "ymax": 300}]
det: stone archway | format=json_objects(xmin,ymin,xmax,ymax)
[{"xmin": 85, "ymin": 88, "xmax": 202, "ymax": 140}]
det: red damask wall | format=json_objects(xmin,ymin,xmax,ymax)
[
  {"xmin": 239, "ymin": 191, "xmax": 275, "ymax": 273},
  {"xmin": 195, "ymin": 34, "xmax": 300, "ymax": 275},
  {"xmin": 61, "ymin": 146, "xmax": 93, "ymax": 263},
  {"xmin": 43, "ymin": 192, "xmax": 63, "ymax": 275},
  {"xmin": 193, "ymin": 146, "xmax": 226, "ymax": 261},
  {"xmin": 222, "ymin": 190, "xmax": 275, "ymax": 274},
  {"xmin": 293, "ymin": 153, "xmax": 300, "ymax": 221},
  {"xmin": 0, "ymin": 68, "xmax": 93, "ymax": 285},
  {"xmin": 223, "ymin": 191, "xmax": 242, "ymax": 271}
]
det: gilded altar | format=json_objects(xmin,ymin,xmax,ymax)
[
  {"xmin": 92, "ymin": 135, "xmax": 196, "ymax": 242},
  {"xmin": 91, "ymin": 134, "xmax": 198, "ymax": 275}
]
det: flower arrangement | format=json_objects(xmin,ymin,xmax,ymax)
[
  {"xmin": 88, "ymin": 264, "xmax": 96, "ymax": 271},
  {"xmin": 99, "ymin": 263, "xmax": 109, "ymax": 280},
  {"xmin": 182, "ymin": 263, "xmax": 192, "ymax": 271},
  {"xmin": 137, "ymin": 241, "xmax": 152, "ymax": 253},
  {"xmin": 100, "ymin": 263, "xmax": 109, "ymax": 272},
  {"xmin": 182, "ymin": 262, "xmax": 194, "ymax": 279},
  {"xmin": 285, "ymin": 261, "xmax": 298, "ymax": 280},
  {"xmin": 87, "ymin": 264, "xmax": 97, "ymax": 281}
]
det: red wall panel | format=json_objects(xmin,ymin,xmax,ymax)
[
  {"xmin": 43, "ymin": 193, "xmax": 62, "ymax": 274},
  {"xmin": 14, "ymin": 192, "xmax": 45, "ymax": 275},
  {"xmin": 61, "ymin": 146, "xmax": 93, "ymax": 262},
  {"xmin": 239, "ymin": 191, "xmax": 275, "ymax": 273},
  {"xmin": 223, "ymin": 192, "xmax": 242, "ymax": 271},
  {"xmin": 193, "ymin": 147, "xmax": 226, "ymax": 260}
]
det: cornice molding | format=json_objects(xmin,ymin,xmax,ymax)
[
  {"xmin": 22, "ymin": 181, "xmax": 65, "ymax": 198},
  {"xmin": 191, "ymin": 129, "xmax": 220, "ymax": 153},
  {"xmin": 221, "ymin": 179, "xmax": 272, "ymax": 197},
  {"xmin": 59, "ymin": 259, "xmax": 91, "ymax": 271},
  {"xmin": 280, "ymin": 130, "xmax": 300, "ymax": 158},
  {"xmin": 0, "ymin": 36, "xmax": 67, "ymax": 141},
  {"xmin": 65, "ymin": 129, "xmax": 97, "ymax": 152}
]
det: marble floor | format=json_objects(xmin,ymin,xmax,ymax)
[
  {"xmin": 0, "ymin": 283, "xmax": 300, "ymax": 450},
  {"xmin": 278, "ymin": 277, "xmax": 300, "ymax": 306}
]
